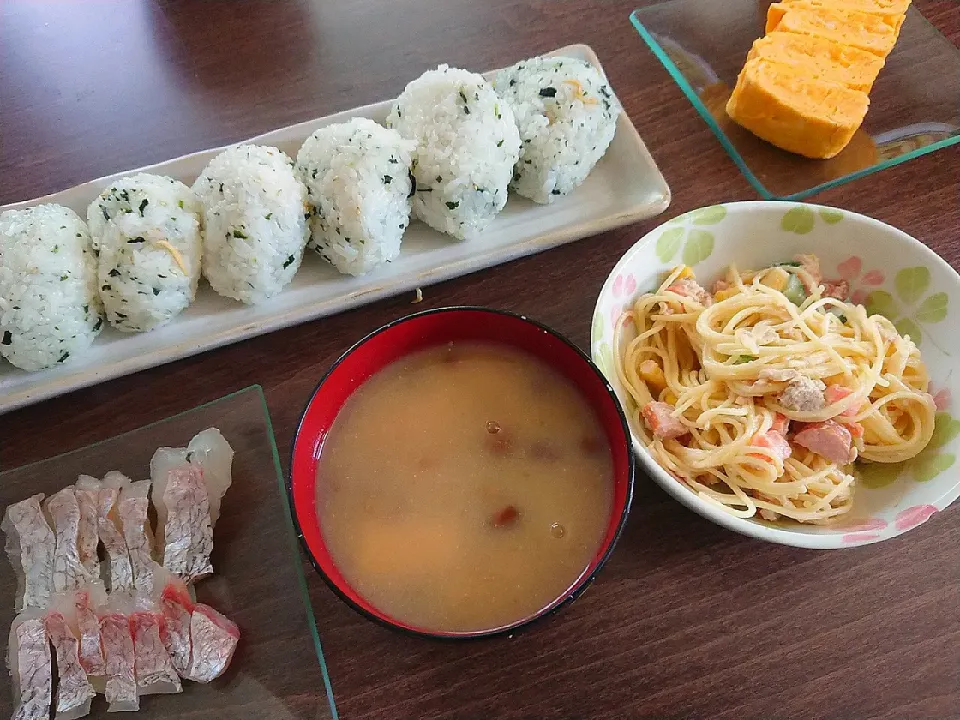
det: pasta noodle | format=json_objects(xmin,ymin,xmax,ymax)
[{"xmin": 615, "ymin": 256, "xmax": 936, "ymax": 523}]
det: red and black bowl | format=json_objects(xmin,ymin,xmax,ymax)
[{"xmin": 288, "ymin": 307, "xmax": 635, "ymax": 640}]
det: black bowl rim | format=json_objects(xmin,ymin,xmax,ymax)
[{"xmin": 286, "ymin": 305, "xmax": 636, "ymax": 641}]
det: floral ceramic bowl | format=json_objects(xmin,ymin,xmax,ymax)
[{"xmin": 592, "ymin": 201, "xmax": 960, "ymax": 549}]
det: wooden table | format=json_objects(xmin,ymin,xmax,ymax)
[{"xmin": 2, "ymin": 1, "xmax": 958, "ymax": 718}]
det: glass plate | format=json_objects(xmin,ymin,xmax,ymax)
[
  {"xmin": 0, "ymin": 386, "xmax": 338, "ymax": 720},
  {"xmin": 630, "ymin": 1, "xmax": 960, "ymax": 200}
]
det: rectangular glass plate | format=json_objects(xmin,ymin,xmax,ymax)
[
  {"xmin": 0, "ymin": 386, "xmax": 338, "ymax": 720},
  {"xmin": 631, "ymin": 1, "xmax": 960, "ymax": 200},
  {"xmin": 0, "ymin": 43, "xmax": 670, "ymax": 415}
]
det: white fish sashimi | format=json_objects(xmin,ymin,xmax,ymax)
[
  {"xmin": 151, "ymin": 428, "xmax": 234, "ymax": 582},
  {"xmin": 129, "ymin": 609, "xmax": 183, "ymax": 696},
  {"xmin": 48, "ymin": 582, "xmax": 109, "ymax": 682},
  {"xmin": 3, "ymin": 494, "xmax": 57, "ymax": 612},
  {"xmin": 116, "ymin": 478, "xmax": 157, "ymax": 594},
  {"xmin": 152, "ymin": 565, "xmax": 194, "ymax": 677},
  {"xmin": 184, "ymin": 604, "xmax": 240, "ymax": 683},
  {"xmin": 8, "ymin": 610, "xmax": 52, "ymax": 720},
  {"xmin": 44, "ymin": 488, "xmax": 86, "ymax": 593},
  {"xmin": 97, "ymin": 474, "xmax": 134, "ymax": 593},
  {"xmin": 98, "ymin": 601, "xmax": 139, "ymax": 713},
  {"xmin": 153, "ymin": 465, "xmax": 214, "ymax": 582},
  {"xmin": 73, "ymin": 476, "xmax": 102, "ymax": 583},
  {"xmin": 45, "ymin": 610, "xmax": 96, "ymax": 720}
]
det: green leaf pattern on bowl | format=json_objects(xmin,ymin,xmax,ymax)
[
  {"xmin": 860, "ymin": 267, "xmax": 951, "ymax": 351},
  {"xmin": 819, "ymin": 208, "xmax": 843, "ymax": 225},
  {"xmin": 780, "ymin": 206, "xmax": 816, "ymax": 234},
  {"xmin": 655, "ymin": 227, "xmax": 684, "ymax": 263},
  {"xmin": 681, "ymin": 230, "xmax": 714, "ymax": 266}
]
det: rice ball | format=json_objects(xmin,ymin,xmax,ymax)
[
  {"xmin": 193, "ymin": 145, "xmax": 309, "ymax": 304},
  {"xmin": 0, "ymin": 205, "xmax": 104, "ymax": 371},
  {"xmin": 387, "ymin": 65, "xmax": 521, "ymax": 240},
  {"xmin": 86, "ymin": 173, "xmax": 202, "ymax": 332},
  {"xmin": 493, "ymin": 56, "xmax": 622, "ymax": 204},
  {"xmin": 296, "ymin": 118, "xmax": 414, "ymax": 276}
]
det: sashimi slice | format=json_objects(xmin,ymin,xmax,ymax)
[
  {"xmin": 184, "ymin": 604, "xmax": 240, "ymax": 683},
  {"xmin": 45, "ymin": 610, "xmax": 96, "ymax": 719},
  {"xmin": 151, "ymin": 428, "xmax": 233, "ymax": 528},
  {"xmin": 8, "ymin": 610, "xmax": 52, "ymax": 720},
  {"xmin": 129, "ymin": 610, "xmax": 182, "ymax": 695},
  {"xmin": 153, "ymin": 465, "xmax": 214, "ymax": 582},
  {"xmin": 45, "ymin": 488, "xmax": 85, "ymax": 593},
  {"xmin": 97, "ymin": 475, "xmax": 134, "ymax": 593},
  {"xmin": 116, "ymin": 477, "xmax": 157, "ymax": 594},
  {"xmin": 158, "ymin": 580, "xmax": 194, "ymax": 677},
  {"xmin": 151, "ymin": 428, "xmax": 234, "ymax": 582},
  {"xmin": 3, "ymin": 495, "xmax": 57, "ymax": 611},
  {"xmin": 145, "ymin": 562, "xmax": 194, "ymax": 677},
  {"xmin": 99, "ymin": 607, "xmax": 139, "ymax": 712},
  {"xmin": 75, "ymin": 583, "xmax": 108, "ymax": 678},
  {"xmin": 73, "ymin": 476, "xmax": 102, "ymax": 584}
]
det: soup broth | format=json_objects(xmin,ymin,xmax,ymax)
[{"xmin": 316, "ymin": 341, "xmax": 614, "ymax": 633}]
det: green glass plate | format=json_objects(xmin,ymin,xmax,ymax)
[
  {"xmin": 631, "ymin": 1, "xmax": 960, "ymax": 200},
  {"xmin": 0, "ymin": 386, "xmax": 338, "ymax": 720}
]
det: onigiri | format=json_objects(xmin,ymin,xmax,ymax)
[
  {"xmin": 193, "ymin": 145, "xmax": 309, "ymax": 304},
  {"xmin": 387, "ymin": 65, "xmax": 520, "ymax": 240},
  {"xmin": 296, "ymin": 118, "xmax": 414, "ymax": 276},
  {"xmin": 0, "ymin": 205, "xmax": 103, "ymax": 371},
  {"xmin": 86, "ymin": 173, "xmax": 202, "ymax": 332},
  {"xmin": 493, "ymin": 56, "xmax": 621, "ymax": 204}
]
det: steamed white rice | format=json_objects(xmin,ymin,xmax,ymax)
[
  {"xmin": 296, "ymin": 118, "xmax": 414, "ymax": 276},
  {"xmin": 0, "ymin": 205, "xmax": 104, "ymax": 371},
  {"xmin": 193, "ymin": 145, "xmax": 309, "ymax": 304},
  {"xmin": 493, "ymin": 56, "xmax": 621, "ymax": 204},
  {"xmin": 86, "ymin": 174, "xmax": 202, "ymax": 332},
  {"xmin": 386, "ymin": 65, "xmax": 520, "ymax": 240}
]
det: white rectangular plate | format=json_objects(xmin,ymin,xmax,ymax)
[{"xmin": 0, "ymin": 44, "xmax": 670, "ymax": 414}]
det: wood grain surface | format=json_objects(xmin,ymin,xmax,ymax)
[{"xmin": 1, "ymin": 1, "xmax": 958, "ymax": 718}]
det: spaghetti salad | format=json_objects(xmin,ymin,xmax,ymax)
[{"xmin": 615, "ymin": 255, "xmax": 936, "ymax": 523}]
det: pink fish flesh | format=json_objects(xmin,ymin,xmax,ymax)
[
  {"xmin": 3, "ymin": 495, "xmax": 57, "ymax": 611},
  {"xmin": 184, "ymin": 604, "xmax": 240, "ymax": 683},
  {"xmin": 156, "ymin": 465, "xmax": 215, "ymax": 582},
  {"xmin": 45, "ymin": 611, "xmax": 96, "ymax": 719},
  {"xmin": 8, "ymin": 612, "xmax": 52, "ymax": 720},
  {"xmin": 130, "ymin": 611, "xmax": 182, "ymax": 695},
  {"xmin": 99, "ymin": 612, "xmax": 139, "ymax": 712},
  {"xmin": 45, "ymin": 488, "xmax": 85, "ymax": 593},
  {"xmin": 96, "ymin": 482, "xmax": 134, "ymax": 594}
]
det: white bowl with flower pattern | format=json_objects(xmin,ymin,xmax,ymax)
[{"xmin": 592, "ymin": 201, "xmax": 960, "ymax": 549}]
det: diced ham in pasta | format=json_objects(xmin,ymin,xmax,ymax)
[
  {"xmin": 750, "ymin": 430, "xmax": 792, "ymax": 462},
  {"xmin": 824, "ymin": 384, "xmax": 860, "ymax": 417},
  {"xmin": 794, "ymin": 420, "xmax": 856, "ymax": 465},
  {"xmin": 641, "ymin": 401, "xmax": 688, "ymax": 439},
  {"xmin": 822, "ymin": 279, "xmax": 849, "ymax": 300}
]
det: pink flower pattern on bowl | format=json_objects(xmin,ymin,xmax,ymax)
[
  {"xmin": 609, "ymin": 273, "xmax": 637, "ymax": 326},
  {"xmin": 894, "ymin": 505, "xmax": 938, "ymax": 531},
  {"xmin": 836, "ymin": 256, "xmax": 885, "ymax": 306},
  {"xmin": 840, "ymin": 518, "xmax": 888, "ymax": 544},
  {"xmin": 930, "ymin": 384, "xmax": 952, "ymax": 412}
]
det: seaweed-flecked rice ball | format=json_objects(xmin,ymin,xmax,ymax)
[
  {"xmin": 387, "ymin": 65, "xmax": 520, "ymax": 240},
  {"xmin": 193, "ymin": 145, "xmax": 309, "ymax": 304},
  {"xmin": 86, "ymin": 173, "xmax": 202, "ymax": 333},
  {"xmin": 296, "ymin": 118, "xmax": 414, "ymax": 276},
  {"xmin": 0, "ymin": 204, "xmax": 104, "ymax": 371},
  {"xmin": 493, "ymin": 56, "xmax": 622, "ymax": 204}
]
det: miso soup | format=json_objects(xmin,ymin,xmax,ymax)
[{"xmin": 315, "ymin": 341, "xmax": 614, "ymax": 633}]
